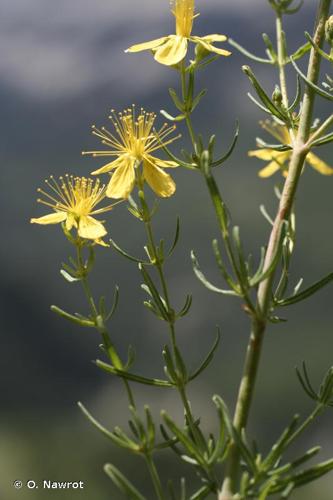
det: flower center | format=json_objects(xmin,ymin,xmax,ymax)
[{"xmin": 173, "ymin": 0, "xmax": 195, "ymax": 38}]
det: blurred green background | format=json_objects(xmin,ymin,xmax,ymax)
[{"xmin": 1, "ymin": 0, "xmax": 333, "ymax": 498}]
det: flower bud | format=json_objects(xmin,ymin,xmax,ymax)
[
  {"xmin": 272, "ymin": 86, "xmax": 283, "ymax": 106},
  {"xmin": 194, "ymin": 42, "xmax": 210, "ymax": 64},
  {"xmin": 325, "ymin": 15, "xmax": 333, "ymax": 46}
]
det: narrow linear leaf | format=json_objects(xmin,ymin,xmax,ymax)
[
  {"xmin": 161, "ymin": 411, "xmax": 206, "ymax": 468},
  {"xmin": 277, "ymin": 272, "xmax": 333, "ymax": 306},
  {"xmin": 168, "ymin": 217, "xmax": 181, "ymax": 257},
  {"xmin": 291, "ymin": 58, "xmax": 333, "ymax": 101},
  {"xmin": 110, "ymin": 238, "xmax": 150, "ymax": 265},
  {"xmin": 189, "ymin": 329, "xmax": 221, "ymax": 381},
  {"xmin": 288, "ymin": 76, "xmax": 302, "ymax": 112},
  {"xmin": 228, "ymin": 38, "xmax": 273, "ymax": 64},
  {"xmin": 78, "ymin": 402, "xmax": 139, "ymax": 451},
  {"xmin": 212, "ymin": 121, "xmax": 240, "ymax": 167},
  {"xmin": 60, "ymin": 269, "xmax": 80, "ymax": 283},
  {"xmin": 288, "ymin": 41, "xmax": 311, "ymax": 62},
  {"xmin": 51, "ymin": 306, "xmax": 95, "ymax": 328},
  {"xmin": 190, "ymin": 485, "xmax": 212, "ymax": 500},
  {"xmin": 242, "ymin": 65, "xmax": 287, "ymax": 120},
  {"xmin": 104, "ymin": 464, "xmax": 146, "ymax": 500},
  {"xmin": 191, "ymin": 251, "xmax": 237, "ymax": 296},
  {"xmin": 96, "ymin": 360, "xmax": 173, "ymax": 387},
  {"xmin": 160, "ymin": 109, "xmax": 186, "ymax": 122}
]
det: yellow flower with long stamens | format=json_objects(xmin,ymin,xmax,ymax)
[
  {"xmin": 30, "ymin": 176, "xmax": 115, "ymax": 245},
  {"xmin": 82, "ymin": 106, "xmax": 180, "ymax": 199},
  {"xmin": 125, "ymin": 0, "xmax": 231, "ymax": 66},
  {"xmin": 249, "ymin": 120, "xmax": 333, "ymax": 178}
]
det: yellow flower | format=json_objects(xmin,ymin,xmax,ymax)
[
  {"xmin": 248, "ymin": 120, "xmax": 333, "ymax": 178},
  {"xmin": 31, "ymin": 176, "xmax": 115, "ymax": 244},
  {"xmin": 125, "ymin": 0, "xmax": 231, "ymax": 66},
  {"xmin": 83, "ymin": 106, "xmax": 180, "ymax": 199}
]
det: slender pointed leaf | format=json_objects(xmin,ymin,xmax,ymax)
[
  {"xmin": 277, "ymin": 272, "xmax": 333, "ymax": 306},
  {"xmin": 104, "ymin": 464, "xmax": 146, "ymax": 500},
  {"xmin": 189, "ymin": 329, "xmax": 221, "ymax": 381},
  {"xmin": 95, "ymin": 360, "xmax": 173, "ymax": 387}
]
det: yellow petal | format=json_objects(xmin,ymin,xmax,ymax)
[
  {"xmin": 194, "ymin": 38, "xmax": 231, "ymax": 57},
  {"xmin": 106, "ymin": 158, "xmax": 136, "ymax": 199},
  {"xmin": 91, "ymin": 157, "xmax": 124, "ymax": 175},
  {"xmin": 94, "ymin": 238, "xmax": 110, "ymax": 247},
  {"xmin": 78, "ymin": 216, "xmax": 107, "ymax": 240},
  {"xmin": 143, "ymin": 160, "xmax": 176, "ymax": 197},
  {"xmin": 306, "ymin": 152, "xmax": 333, "ymax": 175},
  {"xmin": 199, "ymin": 34, "xmax": 228, "ymax": 43},
  {"xmin": 149, "ymin": 156, "xmax": 179, "ymax": 168},
  {"xmin": 248, "ymin": 149, "xmax": 290, "ymax": 161},
  {"xmin": 30, "ymin": 211, "xmax": 67, "ymax": 225},
  {"xmin": 154, "ymin": 36, "xmax": 188, "ymax": 66},
  {"xmin": 258, "ymin": 161, "xmax": 281, "ymax": 178},
  {"xmin": 66, "ymin": 213, "xmax": 76, "ymax": 231},
  {"xmin": 125, "ymin": 37, "xmax": 168, "ymax": 53}
]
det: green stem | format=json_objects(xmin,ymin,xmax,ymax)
[
  {"xmin": 76, "ymin": 243, "xmax": 136, "ymax": 408},
  {"xmin": 276, "ymin": 13, "xmax": 289, "ymax": 108},
  {"xmin": 285, "ymin": 404, "xmax": 324, "ymax": 448},
  {"xmin": 202, "ymin": 165, "xmax": 255, "ymax": 312},
  {"xmin": 180, "ymin": 63, "xmax": 197, "ymax": 148},
  {"xmin": 220, "ymin": 1, "xmax": 331, "ymax": 498},
  {"xmin": 145, "ymin": 454, "xmax": 166, "ymax": 500},
  {"xmin": 138, "ymin": 186, "xmax": 201, "ymax": 445}
]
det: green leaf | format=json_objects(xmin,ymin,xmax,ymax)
[
  {"xmin": 213, "ymin": 396, "xmax": 257, "ymax": 474},
  {"xmin": 277, "ymin": 272, "xmax": 333, "ymax": 306},
  {"xmin": 262, "ymin": 414, "xmax": 300, "ymax": 471},
  {"xmin": 284, "ymin": 0, "xmax": 303, "ymax": 15},
  {"xmin": 51, "ymin": 305, "xmax": 95, "ymax": 328},
  {"xmin": 110, "ymin": 238, "xmax": 150, "ymax": 265},
  {"xmin": 167, "ymin": 217, "xmax": 181, "ymax": 257},
  {"xmin": 104, "ymin": 464, "xmax": 146, "ymax": 500},
  {"xmin": 169, "ymin": 88, "xmax": 185, "ymax": 112},
  {"xmin": 242, "ymin": 65, "xmax": 288, "ymax": 120},
  {"xmin": 189, "ymin": 329, "xmax": 221, "ymax": 381},
  {"xmin": 310, "ymin": 130, "xmax": 333, "ymax": 148},
  {"xmin": 160, "ymin": 109, "xmax": 186, "ymax": 122},
  {"xmin": 276, "ymin": 459, "xmax": 333, "ymax": 490},
  {"xmin": 144, "ymin": 406, "xmax": 155, "ymax": 447},
  {"xmin": 291, "ymin": 58, "xmax": 333, "ymax": 101},
  {"xmin": 60, "ymin": 269, "xmax": 80, "ymax": 282},
  {"xmin": 295, "ymin": 361, "xmax": 317, "ymax": 400},
  {"xmin": 190, "ymin": 485, "xmax": 212, "ymax": 500},
  {"xmin": 106, "ymin": 285, "xmax": 120, "ymax": 321},
  {"xmin": 177, "ymin": 294, "xmax": 193, "ymax": 318},
  {"xmin": 212, "ymin": 121, "xmax": 240, "ymax": 167},
  {"xmin": 124, "ymin": 344, "xmax": 136, "ymax": 371},
  {"xmin": 229, "ymin": 38, "xmax": 273, "ymax": 64},
  {"xmin": 212, "ymin": 239, "xmax": 238, "ymax": 291},
  {"xmin": 249, "ymin": 233, "xmax": 282, "ymax": 288},
  {"xmin": 288, "ymin": 41, "xmax": 311, "ymax": 62},
  {"xmin": 191, "ymin": 89, "xmax": 207, "ymax": 112},
  {"xmin": 255, "ymin": 138, "xmax": 292, "ymax": 151},
  {"xmin": 78, "ymin": 402, "xmax": 140, "ymax": 451},
  {"xmin": 174, "ymin": 345, "xmax": 188, "ymax": 382},
  {"xmin": 139, "ymin": 264, "xmax": 170, "ymax": 320},
  {"xmin": 95, "ymin": 360, "xmax": 173, "ymax": 387},
  {"xmin": 161, "ymin": 411, "xmax": 206, "ymax": 468},
  {"xmin": 288, "ymin": 75, "xmax": 302, "ymax": 112},
  {"xmin": 163, "ymin": 345, "xmax": 178, "ymax": 383},
  {"xmin": 232, "ymin": 226, "xmax": 248, "ymax": 283},
  {"xmin": 262, "ymin": 33, "xmax": 277, "ymax": 62},
  {"xmin": 191, "ymin": 251, "xmax": 238, "ymax": 296}
]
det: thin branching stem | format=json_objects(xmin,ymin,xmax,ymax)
[
  {"xmin": 220, "ymin": 1, "xmax": 332, "ymax": 498},
  {"xmin": 75, "ymin": 242, "xmax": 136, "ymax": 408}
]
